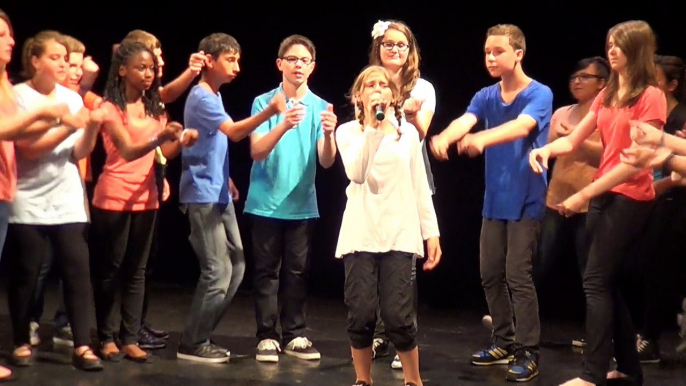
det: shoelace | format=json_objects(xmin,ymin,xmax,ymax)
[
  {"xmin": 288, "ymin": 337, "xmax": 312, "ymax": 350},
  {"xmin": 637, "ymin": 337, "xmax": 650, "ymax": 352},
  {"xmin": 258, "ymin": 339, "xmax": 281, "ymax": 352}
]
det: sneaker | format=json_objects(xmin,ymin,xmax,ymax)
[
  {"xmin": 284, "ymin": 337, "xmax": 320, "ymax": 360},
  {"xmin": 53, "ymin": 326, "xmax": 74, "ymax": 347},
  {"xmin": 372, "ymin": 338, "xmax": 389, "ymax": 359},
  {"xmin": 29, "ymin": 322, "xmax": 40, "ymax": 346},
  {"xmin": 572, "ymin": 338, "xmax": 586, "ymax": 347},
  {"xmin": 177, "ymin": 342, "xmax": 230, "ymax": 363},
  {"xmin": 471, "ymin": 343, "xmax": 513, "ymax": 366},
  {"xmin": 391, "ymin": 354, "xmax": 402, "ymax": 369},
  {"xmin": 506, "ymin": 349, "xmax": 539, "ymax": 382},
  {"xmin": 138, "ymin": 328, "xmax": 166, "ymax": 349},
  {"xmin": 636, "ymin": 335, "xmax": 660, "ymax": 364},
  {"xmin": 142, "ymin": 323, "xmax": 169, "ymax": 340},
  {"xmin": 256, "ymin": 339, "xmax": 281, "ymax": 362}
]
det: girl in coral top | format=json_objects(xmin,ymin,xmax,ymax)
[
  {"xmin": 89, "ymin": 40, "xmax": 197, "ymax": 363},
  {"xmin": 530, "ymin": 20, "xmax": 666, "ymax": 386}
]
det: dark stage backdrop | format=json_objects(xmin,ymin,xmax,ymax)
[{"xmin": 1, "ymin": 2, "xmax": 685, "ymax": 318}]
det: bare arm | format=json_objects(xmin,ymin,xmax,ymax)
[
  {"xmin": 250, "ymin": 122, "xmax": 292, "ymax": 161},
  {"xmin": 408, "ymin": 109, "xmax": 434, "ymax": 140},
  {"xmin": 220, "ymin": 103, "xmax": 278, "ymax": 142},
  {"xmin": 317, "ymin": 134, "xmax": 336, "ymax": 168},
  {"xmin": 102, "ymin": 116, "xmax": 176, "ymax": 162},
  {"xmin": 472, "ymin": 114, "xmax": 538, "ymax": 149},
  {"xmin": 14, "ymin": 125, "xmax": 79, "ymax": 160},
  {"xmin": 160, "ymin": 68, "xmax": 197, "ymax": 104},
  {"xmin": 72, "ymin": 122, "xmax": 100, "ymax": 160},
  {"xmin": 546, "ymin": 111, "xmax": 599, "ymax": 158},
  {"xmin": 439, "ymin": 113, "xmax": 478, "ymax": 144}
]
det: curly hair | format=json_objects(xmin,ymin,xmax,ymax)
[{"xmin": 103, "ymin": 40, "xmax": 164, "ymax": 119}]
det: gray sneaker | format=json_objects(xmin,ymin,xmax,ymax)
[
  {"xmin": 284, "ymin": 337, "xmax": 320, "ymax": 360},
  {"xmin": 53, "ymin": 325, "xmax": 74, "ymax": 347}
]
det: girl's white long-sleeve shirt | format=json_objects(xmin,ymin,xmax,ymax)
[{"xmin": 334, "ymin": 119, "xmax": 439, "ymax": 258}]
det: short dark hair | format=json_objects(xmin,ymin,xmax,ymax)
[
  {"xmin": 278, "ymin": 35, "xmax": 316, "ymax": 61},
  {"xmin": 575, "ymin": 56, "xmax": 610, "ymax": 81},
  {"xmin": 198, "ymin": 33, "xmax": 240, "ymax": 60}
]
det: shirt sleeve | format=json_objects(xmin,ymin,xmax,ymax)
[
  {"xmin": 315, "ymin": 100, "xmax": 327, "ymax": 142},
  {"xmin": 335, "ymin": 122, "xmax": 385, "ymax": 184},
  {"xmin": 465, "ymin": 88, "xmax": 486, "ymax": 122},
  {"xmin": 414, "ymin": 79, "xmax": 436, "ymax": 113},
  {"xmin": 409, "ymin": 127, "xmax": 440, "ymax": 240},
  {"xmin": 635, "ymin": 86, "xmax": 667, "ymax": 125},
  {"xmin": 590, "ymin": 90, "xmax": 605, "ymax": 114},
  {"xmin": 521, "ymin": 85, "xmax": 553, "ymax": 134},
  {"xmin": 252, "ymin": 96, "xmax": 270, "ymax": 135},
  {"xmin": 194, "ymin": 94, "xmax": 231, "ymax": 136}
]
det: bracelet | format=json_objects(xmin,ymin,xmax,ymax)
[{"xmin": 180, "ymin": 129, "xmax": 189, "ymax": 143}]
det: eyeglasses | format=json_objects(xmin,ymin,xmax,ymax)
[
  {"xmin": 381, "ymin": 42, "xmax": 410, "ymax": 52},
  {"xmin": 281, "ymin": 56, "xmax": 313, "ymax": 65},
  {"xmin": 569, "ymin": 74, "xmax": 602, "ymax": 82}
]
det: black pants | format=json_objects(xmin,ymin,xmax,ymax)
[
  {"xmin": 7, "ymin": 223, "xmax": 93, "ymax": 347},
  {"xmin": 580, "ymin": 193, "xmax": 653, "ymax": 385},
  {"xmin": 90, "ymin": 207, "xmax": 157, "ymax": 345},
  {"xmin": 480, "ymin": 217, "xmax": 541, "ymax": 352},
  {"xmin": 373, "ymin": 256, "xmax": 417, "ymax": 341},
  {"xmin": 345, "ymin": 251, "xmax": 417, "ymax": 352},
  {"xmin": 251, "ymin": 215, "xmax": 313, "ymax": 344},
  {"xmin": 626, "ymin": 191, "xmax": 686, "ymax": 341},
  {"xmin": 534, "ymin": 208, "xmax": 588, "ymax": 284},
  {"xmin": 141, "ymin": 161, "xmax": 166, "ymax": 325}
]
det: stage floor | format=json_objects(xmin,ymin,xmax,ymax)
[{"xmin": 0, "ymin": 284, "xmax": 684, "ymax": 386}]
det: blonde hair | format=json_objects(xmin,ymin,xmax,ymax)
[
  {"xmin": 62, "ymin": 35, "xmax": 85, "ymax": 54},
  {"xmin": 369, "ymin": 20, "xmax": 420, "ymax": 102},
  {"xmin": 21, "ymin": 30, "xmax": 66, "ymax": 80},
  {"xmin": 349, "ymin": 65, "xmax": 403, "ymax": 134},
  {"xmin": 123, "ymin": 29, "xmax": 161, "ymax": 51},
  {"xmin": 486, "ymin": 24, "xmax": 526, "ymax": 53}
]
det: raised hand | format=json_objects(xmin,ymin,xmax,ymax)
[
  {"xmin": 189, "ymin": 51, "xmax": 207, "ymax": 75},
  {"xmin": 423, "ymin": 236, "xmax": 442, "ymax": 271},
  {"xmin": 403, "ymin": 97, "xmax": 423, "ymax": 121},
  {"xmin": 620, "ymin": 146, "xmax": 672, "ymax": 169},
  {"xmin": 457, "ymin": 133, "xmax": 484, "ymax": 158},
  {"xmin": 320, "ymin": 104, "xmax": 337, "ymax": 136},
  {"xmin": 180, "ymin": 129, "xmax": 199, "ymax": 147},
  {"xmin": 284, "ymin": 104, "xmax": 306, "ymax": 129},
  {"xmin": 81, "ymin": 56, "xmax": 100, "ymax": 79},
  {"xmin": 88, "ymin": 107, "xmax": 108, "ymax": 126},
  {"xmin": 529, "ymin": 147, "xmax": 551, "ymax": 174},
  {"xmin": 430, "ymin": 134, "xmax": 450, "ymax": 161},
  {"xmin": 269, "ymin": 92, "xmax": 288, "ymax": 114},
  {"xmin": 161, "ymin": 121, "xmax": 183, "ymax": 142},
  {"xmin": 629, "ymin": 120, "xmax": 663, "ymax": 147}
]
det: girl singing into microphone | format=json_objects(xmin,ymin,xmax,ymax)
[{"xmin": 335, "ymin": 65, "xmax": 441, "ymax": 386}]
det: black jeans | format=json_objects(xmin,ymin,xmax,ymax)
[
  {"xmin": 480, "ymin": 217, "xmax": 541, "ymax": 353},
  {"xmin": 626, "ymin": 191, "xmax": 686, "ymax": 341},
  {"xmin": 251, "ymin": 215, "xmax": 313, "ymax": 344},
  {"xmin": 373, "ymin": 256, "xmax": 417, "ymax": 342},
  {"xmin": 345, "ymin": 251, "xmax": 417, "ymax": 352},
  {"xmin": 90, "ymin": 207, "xmax": 157, "ymax": 345},
  {"xmin": 580, "ymin": 193, "xmax": 653, "ymax": 385},
  {"xmin": 534, "ymin": 208, "xmax": 588, "ymax": 284},
  {"xmin": 7, "ymin": 223, "xmax": 94, "ymax": 347}
]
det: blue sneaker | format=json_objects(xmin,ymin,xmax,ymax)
[
  {"xmin": 471, "ymin": 343, "xmax": 513, "ymax": 366},
  {"xmin": 506, "ymin": 349, "xmax": 539, "ymax": 382}
]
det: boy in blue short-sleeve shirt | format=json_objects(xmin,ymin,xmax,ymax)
[
  {"xmin": 245, "ymin": 35, "xmax": 338, "ymax": 363},
  {"xmin": 430, "ymin": 24, "xmax": 552, "ymax": 383}
]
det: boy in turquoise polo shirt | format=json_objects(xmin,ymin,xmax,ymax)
[{"xmin": 245, "ymin": 34, "xmax": 337, "ymax": 363}]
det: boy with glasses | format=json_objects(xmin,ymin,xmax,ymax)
[{"xmin": 246, "ymin": 34, "xmax": 337, "ymax": 363}]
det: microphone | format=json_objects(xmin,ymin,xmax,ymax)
[{"xmin": 374, "ymin": 103, "xmax": 386, "ymax": 121}]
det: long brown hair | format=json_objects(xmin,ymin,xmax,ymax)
[
  {"xmin": 0, "ymin": 9, "xmax": 14, "ymax": 102},
  {"xmin": 369, "ymin": 20, "xmax": 420, "ymax": 103},
  {"xmin": 603, "ymin": 20, "xmax": 657, "ymax": 107}
]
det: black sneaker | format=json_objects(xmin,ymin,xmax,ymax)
[
  {"xmin": 53, "ymin": 326, "xmax": 75, "ymax": 347},
  {"xmin": 177, "ymin": 343, "xmax": 229, "ymax": 363},
  {"xmin": 372, "ymin": 338, "xmax": 389, "ymax": 359},
  {"xmin": 284, "ymin": 337, "xmax": 320, "ymax": 360},
  {"xmin": 138, "ymin": 328, "xmax": 166, "ymax": 349},
  {"xmin": 471, "ymin": 343, "xmax": 513, "ymax": 366},
  {"xmin": 506, "ymin": 349, "xmax": 539, "ymax": 382},
  {"xmin": 142, "ymin": 323, "xmax": 169, "ymax": 340},
  {"xmin": 256, "ymin": 339, "xmax": 281, "ymax": 362},
  {"xmin": 636, "ymin": 335, "xmax": 660, "ymax": 364}
]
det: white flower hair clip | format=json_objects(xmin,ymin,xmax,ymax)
[{"xmin": 371, "ymin": 20, "xmax": 391, "ymax": 39}]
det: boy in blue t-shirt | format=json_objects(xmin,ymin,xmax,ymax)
[
  {"xmin": 245, "ymin": 35, "xmax": 337, "ymax": 363},
  {"xmin": 431, "ymin": 24, "xmax": 552, "ymax": 383},
  {"xmin": 177, "ymin": 33, "xmax": 286, "ymax": 364}
]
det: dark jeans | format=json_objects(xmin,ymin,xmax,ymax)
[
  {"xmin": 345, "ymin": 251, "xmax": 417, "ymax": 352},
  {"xmin": 534, "ymin": 208, "xmax": 588, "ymax": 284},
  {"xmin": 480, "ymin": 217, "xmax": 541, "ymax": 353},
  {"xmin": 625, "ymin": 191, "xmax": 686, "ymax": 341},
  {"xmin": 90, "ymin": 208, "xmax": 157, "ymax": 345},
  {"xmin": 7, "ymin": 223, "xmax": 94, "ymax": 347},
  {"xmin": 580, "ymin": 193, "xmax": 653, "ymax": 385},
  {"xmin": 373, "ymin": 256, "xmax": 417, "ymax": 342},
  {"xmin": 181, "ymin": 203, "xmax": 245, "ymax": 348},
  {"xmin": 251, "ymin": 215, "xmax": 313, "ymax": 344}
]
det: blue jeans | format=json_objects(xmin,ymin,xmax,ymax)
[
  {"xmin": 181, "ymin": 202, "xmax": 245, "ymax": 348},
  {"xmin": 0, "ymin": 201, "xmax": 8, "ymax": 258}
]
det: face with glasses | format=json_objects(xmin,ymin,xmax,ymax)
[
  {"xmin": 379, "ymin": 28, "xmax": 410, "ymax": 70},
  {"xmin": 569, "ymin": 64, "xmax": 605, "ymax": 103},
  {"xmin": 277, "ymin": 44, "xmax": 315, "ymax": 87}
]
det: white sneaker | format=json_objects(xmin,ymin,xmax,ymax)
[
  {"xmin": 256, "ymin": 339, "xmax": 281, "ymax": 362},
  {"xmin": 284, "ymin": 337, "xmax": 320, "ymax": 360},
  {"xmin": 391, "ymin": 354, "xmax": 402, "ymax": 369},
  {"xmin": 29, "ymin": 322, "xmax": 40, "ymax": 346}
]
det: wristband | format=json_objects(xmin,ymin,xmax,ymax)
[{"xmin": 180, "ymin": 129, "xmax": 189, "ymax": 143}]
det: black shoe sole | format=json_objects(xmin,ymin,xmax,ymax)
[{"xmin": 139, "ymin": 343, "xmax": 166, "ymax": 349}]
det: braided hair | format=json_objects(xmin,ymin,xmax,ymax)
[
  {"xmin": 349, "ymin": 65, "xmax": 403, "ymax": 138},
  {"xmin": 103, "ymin": 40, "xmax": 164, "ymax": 119}
]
